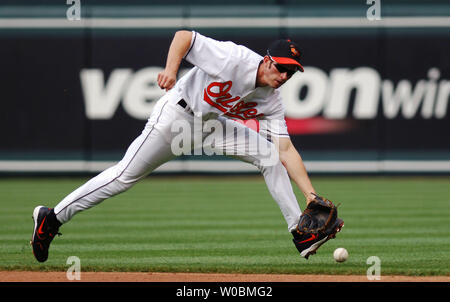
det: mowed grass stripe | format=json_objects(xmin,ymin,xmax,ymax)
[{"xmin": 0, "ymin": 176, "xmax": 449, "ymax": 275}]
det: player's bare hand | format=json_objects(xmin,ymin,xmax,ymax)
[
  {"xmin": 157, "ymin": 70, "xmax": 177, "ymax": 91},
  {"xmin": 306, "ymin": 192, "xmax": 316, "ymax": 205}
]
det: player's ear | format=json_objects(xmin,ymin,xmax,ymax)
[{"xmin": 263, "ymin": 56, "xmax": 272, "ymax": 69}]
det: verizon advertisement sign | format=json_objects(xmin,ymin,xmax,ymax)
[
  {"xmin": 80, "ymin": 66, "xmax": 449, "ymax": 121},
  {"xmin": 1, "ymin": 30, "xmax": 449, "ymax": 173}
]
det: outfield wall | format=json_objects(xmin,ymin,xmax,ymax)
[{"xmin": 1, "ymin": 1, "xmax": 449, "ymax": 174}]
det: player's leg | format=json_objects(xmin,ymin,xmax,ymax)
[
  {"xmin": 204, "ymin": 117, "xmax": 301, "ymax": 232},
  {"xmin": 30, "ymin": 95, "xmax": 186, "ymax": 262},
  {"xmin": 53, "ymin": 97, "xmax": 180, "ymax": 223}
]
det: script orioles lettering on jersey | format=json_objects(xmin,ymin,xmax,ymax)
[{"xmin": 203, "ymin": 81, "xmax": 264, "ymax": 120}]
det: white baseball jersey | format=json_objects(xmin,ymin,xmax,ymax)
[
  {"xmin": 173, "ymin": 31, "xmax": 289, "ymax": 138},
  {"xmin": 54, "ymin": 31, "xmax": 302, "ymax": 234}
]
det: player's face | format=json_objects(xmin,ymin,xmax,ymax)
[{"xmin": 265, "ymin": 57, "xmax": 297, "ymax": 89}]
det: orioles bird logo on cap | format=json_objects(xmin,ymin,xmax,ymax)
[{"xmin": 290, "ymin": 45, "xmax": 300, "ymax": 57}]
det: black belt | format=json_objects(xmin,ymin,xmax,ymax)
[
  {"xmin": 177, "ymin": 99, "xmax": 193, "ymax": 115},
  {"xmin": 178, "ymin": 99, "xmax": 188, "ymax": 108}
]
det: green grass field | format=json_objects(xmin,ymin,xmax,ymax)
[{"xmin": 0, "ymin": 175, "xmax": 449, "ymax": 276}]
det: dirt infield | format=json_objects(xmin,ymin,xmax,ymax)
[{"xmin": 1, "ymin": 271, "xmax": 449, "ymax": 282}]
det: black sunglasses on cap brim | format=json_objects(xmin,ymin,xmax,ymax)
[{"xmin": 268, "ymin": 56, "xmax": 298, "ymax": 77}]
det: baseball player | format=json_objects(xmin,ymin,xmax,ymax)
[{"xmin": 31, "ymin": 31, "xmax": 343, "ymax": 262}]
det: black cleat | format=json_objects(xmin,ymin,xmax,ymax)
[
  {"xmin": 30, "ymin": 206, "xmax": 62, "ymax": 262},
  {"xmin": 292, "ymin": 219, "xmax": 344, "ymax": 259}
]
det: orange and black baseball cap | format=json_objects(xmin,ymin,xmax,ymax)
[{"xmin": 267, "ymin": 39, "xmax": 304, "ymax": 72}]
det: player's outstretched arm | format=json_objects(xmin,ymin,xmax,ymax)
[
  {"xmin": 157, "ymin": 30, "xmax": 193, "ymax": 91},
  {"xmin": 277, "ymin": 137, "xmax": 316, "ymax": 205}
]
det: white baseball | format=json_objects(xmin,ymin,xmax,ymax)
[{"xmin": 333, "ymin": 248, "xmax": 348, "ymax": 262}]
